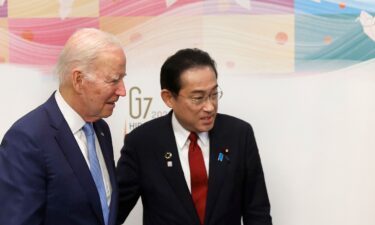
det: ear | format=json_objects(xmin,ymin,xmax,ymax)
[
  {"xmin": 161, "ymin": 89, "xmax": 174, "ymax": 108},
  {"xmin": 71, "ymin": 69, "xmax": 84, "ymax": 93}
]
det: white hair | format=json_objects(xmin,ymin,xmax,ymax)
[{"xmin": 55, "ymin": 28, "xmax": 123, "ymax": 85}]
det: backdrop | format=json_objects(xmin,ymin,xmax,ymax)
[{"xmin": 1, "ymin": 1, "xmax": 375, "ymax": 225}]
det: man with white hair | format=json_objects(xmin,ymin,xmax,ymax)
[{"xmin": 0, "ymin": 28, "xmax": 126, "ymax": 225}]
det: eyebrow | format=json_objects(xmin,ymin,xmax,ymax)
[
  {"xmin": 190, "ymin": 85, "xmax": 218, "ymax": 94},
  {"xmin": 108, "ymin": 73, "xmax": 126, "ymax": 80}
]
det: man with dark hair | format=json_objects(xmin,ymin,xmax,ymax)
[
  {"xmin": 0, "ymin": 28, "xmax": 126, "ymax": 225},
  {"xmin": 117, "ymin": 48, "xmax": 272, "ymax": 225}
]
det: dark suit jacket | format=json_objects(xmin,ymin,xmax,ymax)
[
  {"xmin": 0, "ymin": 93, "xmax": 118, "ymax": 225},
  {"xmin": 116, "ymin": 112, "xmax": 272, "ymax": 225}
]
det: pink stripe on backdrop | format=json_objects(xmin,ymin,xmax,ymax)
[
  {"xmin": 256, "ymin": 0, "xmax": 293, "ymax": 9},
  {"xmin": 100, "ymin": 0, "xmax": 293, "ymax": 16},
  {"xmin": 100, "ymin": 0, "xmax": 202, "ymax": 16},
  {"xmin": 9, "ymin": 18, "xmax": 99, "ymax": 65}
]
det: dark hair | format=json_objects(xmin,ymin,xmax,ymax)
[{"xmin": 160, "ymin": 48, "xmax": 218, "ymax": 95}]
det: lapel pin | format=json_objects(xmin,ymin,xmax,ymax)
[
  {"xmin": 164, "ymin": 152, "xmax": 172, "ymax": 160},
  {"xmin": 100, "ymin": 132, "xmax": 105, "ymax": 137},
  {"xmin": 165, "ymin": 152, "xmax": 173, "ymax": 167},
  {"xmin": 224, "ymin": 148, "xmax": 230, "ymax": 162},
  {"xmin": 218, "ymin": 153, "xmax": 224, "ymax": 162}
]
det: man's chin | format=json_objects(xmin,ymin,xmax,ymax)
[
  {"xmin": 100, "ymin": 110, "xmax": 114, "ymax": 119},
  {"xmin": 197, "ymin": 123, "xmax": 215, "ymax": 133}
]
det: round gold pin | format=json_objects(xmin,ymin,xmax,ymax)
[{"xmin": 164, "ymin": 152, "xmax": 172, "ymax": 160}]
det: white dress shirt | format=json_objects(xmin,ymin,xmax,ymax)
[
  {"xmin": 55, "ymin": 90, "xmax": 112, "ymax": 206},
  {"xmin": 171, "ymin": 113, "xmax": 210, "ymax": 192}
]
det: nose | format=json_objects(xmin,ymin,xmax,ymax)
[
  {"xmin": 116, "ymin": 79, "xmax": 126, "ymax": 97},
  {"xmin": 202, "ymin": 97, "xmax": 215, "ymax": 112}
]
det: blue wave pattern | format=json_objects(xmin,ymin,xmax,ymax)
[{"xmin": 295, "ymin": 0, "xmax": 375, "ymax": 71}]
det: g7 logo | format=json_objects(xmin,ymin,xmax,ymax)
[{"xmin": 129, "ymin": 87, "xmax": 153, "ymax": 119}]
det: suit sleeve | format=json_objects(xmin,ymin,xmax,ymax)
[
  {"xmin": 242, "ymin": 125, "xmax": 272, "ymax": 225},
  {"xmin": 116, "ymin": 135, "xmax": 141, "ymax": 225},
  {"xmin": 0, "ymin": 127, "xmax": 46, "ymax": 225}
]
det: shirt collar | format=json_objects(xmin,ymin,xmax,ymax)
[
  {"xmin": 55, "ymin": 90, "xmax": 86, "ymax": 134},
  {"xmin": 171, "ymin": 112, "xmax": 209, "ymax": 149}
]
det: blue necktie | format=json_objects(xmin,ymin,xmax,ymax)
[{"xmin": 82, "ymin": 123, "xmax": 109, "ymax": 225}]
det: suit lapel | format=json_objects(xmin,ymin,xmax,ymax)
[
  {"xmin": 205, "ymin": 117, "xmax": 230, "ymax": 223},
  {"xmin": 154, "ymin": 114, "xmax": 200, "ymax": 222},
  {"xmin": 45, "ymin": 95, "xmax": 105, "ymax": 225}
]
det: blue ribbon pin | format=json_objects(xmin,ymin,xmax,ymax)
[{"xmin": 218, "ymin": 152, "xmax": 224, "ymax": 162}]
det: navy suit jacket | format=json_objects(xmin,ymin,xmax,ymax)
[
  {"xmin": 117, "ymin": 112, "xmax": 272, "ymax": 225},
  {"xmin": 0, "ymin": 93, "xmax": 118, "ymax": 225}
]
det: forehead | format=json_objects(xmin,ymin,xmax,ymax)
[
  {"xmin": 94, "ymin": 48, "xmax": 126, "ymax": 73},
  {"xmin": 96, "ymin": 48, "xmax": 126, "ymax": 65},
  {"xmin": 180, "ymin": 66, "xmax": 217, "ymax": 91}
]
